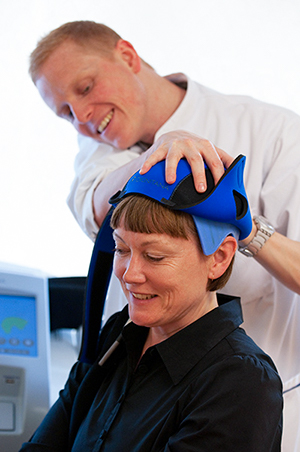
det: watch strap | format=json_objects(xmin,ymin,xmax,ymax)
[{"xmin": 239, "ymin": 216, "xmax": 275, "ymax": 257}]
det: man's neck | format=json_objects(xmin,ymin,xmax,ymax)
[{"xmin": 139, "ymin": 66, "xmax": 186, "ymax": 144}]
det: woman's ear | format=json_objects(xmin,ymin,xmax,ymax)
[
  {"xmin": 208, "ymin": 236, "xmax": 237, "ymax": 280},
  {"xmin": 115, "ymin": 39, "xmax": 141, "ymax": 73}
]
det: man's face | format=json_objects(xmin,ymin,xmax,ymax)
[{"xmin": 36, "ymin": 40, "xmax": 153, "ymax": 149}]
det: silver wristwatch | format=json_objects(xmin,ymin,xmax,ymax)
[{"xmin": 239, "ymin": 215, "xmax": 275, "ymax": 257}]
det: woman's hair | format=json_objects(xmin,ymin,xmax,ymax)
[
  {"xmin": 29, "ymin": 21, "xmax": 122, "ymax": 83},
  {"xmin": 110, "ymin": 195, "xmax": 235, "ymax": 291}
]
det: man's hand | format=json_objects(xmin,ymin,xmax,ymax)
[{"xmin": 140, "ymin": 131, "xmax": 234, "ymax": 192}]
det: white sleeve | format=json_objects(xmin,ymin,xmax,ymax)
[
  {"xmin": 260, "ymin": 114, "xmax": 300, "ymax": 241},
  {"xmin": 67, "ymin": 134, "xmax": 143, "ymax": 241}
]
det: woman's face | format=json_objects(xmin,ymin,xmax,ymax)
[{"xmin": 113, "ymin": 223, "xmax": 217, "ymax": 338}]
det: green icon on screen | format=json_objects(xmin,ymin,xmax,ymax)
[{"xmin": 1, "ymin": 317, "xmax": 28, "ymax": 334}]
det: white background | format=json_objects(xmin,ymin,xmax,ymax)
[{"xmin": 1, "ymin": 0, "xmax": 299, "ymax": 277}]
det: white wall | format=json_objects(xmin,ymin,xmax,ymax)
[{"xmin": 1, "ymin": 0, "xmax": 300, "ymax": 277}]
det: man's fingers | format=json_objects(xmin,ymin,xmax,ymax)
[
  {"xmin": 139, "ymin": 133, "xmax": 233, "ymax": 194},
  {"xmin": 184, "ymin": 141, "xmax": 224, "ymax": 192},
  {"xmin": 216, "ymin": 147, "xmax": 235, "ymax": 169},
  {"xmin": 164, "ymin": 154, "xmax": 181, "ymax": 184},
  {"xmin": 139, "ymin": 147, "xmax": 167, "ymax": 174}
]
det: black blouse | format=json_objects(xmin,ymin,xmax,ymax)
[{"xmin": 20, "ymin": 295, "xmax": 282, "ymax": 452}]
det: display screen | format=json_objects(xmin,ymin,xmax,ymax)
[{"xmin": 0, "ymin": 294, "xmax": 37, "ymax": 357}]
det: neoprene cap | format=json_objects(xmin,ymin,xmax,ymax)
[{"xmin": 109, "ymin": 154, "xmax": 252, "ymax": 255}]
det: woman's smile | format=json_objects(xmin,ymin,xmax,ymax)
[{"xmin": 131, "ymin": 292, "xmax": 157, "ymax": 301}]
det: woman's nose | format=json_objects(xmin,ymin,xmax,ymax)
[{"xmin": 122, "ymin": 257, "xmax": 146, "ymax": 285}]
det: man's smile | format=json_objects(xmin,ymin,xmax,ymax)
[{"xmin": 98, "ymin": 110, "xmax": 114, "ymax": 133}]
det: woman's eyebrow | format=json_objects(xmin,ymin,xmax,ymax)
[
  {"xmin": 113, "ymin": 231, "xmax": 165, "ymax": 248},
  {"xmin": 112, "ymin": 231, "xmax": 124, "ymax": 242}
]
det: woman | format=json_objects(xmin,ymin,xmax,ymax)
[{"xmin": 20, "ymin": 156, "xmax": 282, "ymax": 451}]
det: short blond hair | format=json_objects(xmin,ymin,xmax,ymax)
[
  {"xmin": 29, "ymin": 21, "xmax": 121, "ymax": 83},
  {"xmin": 110, "ymin": 195, "xmax": 234, "ymax": 292}
]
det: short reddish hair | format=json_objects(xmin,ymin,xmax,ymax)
[{"xmin": 29, "ymin": 21, "xmax": 121, "ymax": 83}]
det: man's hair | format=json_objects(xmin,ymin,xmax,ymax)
[
  {"xmin": 110, "ymin": 195, "xmax": 235, "ymax": 292},
  {"xmin": 29, "ymin": 21, "xmax": 122, "ymax": 84}
]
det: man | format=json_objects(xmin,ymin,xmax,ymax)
[{"xmin": 30, "ymin": 21, "xmax": 300, "ymax": 450}]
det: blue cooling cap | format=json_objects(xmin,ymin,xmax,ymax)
[{"xmin": 110, "ymin": 154, "xmax": 252, "ymax": 255}]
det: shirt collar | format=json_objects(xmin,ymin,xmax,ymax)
[
  {"xmin": 155, "ymin": 294, "xmax": 243, "ymax": 385},
  {"xmin": 122, "ymin": 295, "xmax": 242, "ymax": 385}
]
